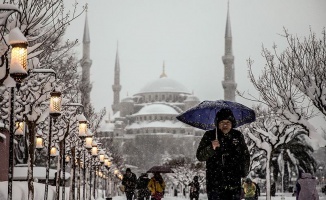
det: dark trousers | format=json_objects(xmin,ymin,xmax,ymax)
[
  {"xmin": 125, "ymin": 191, "xmax": 134, "ymax": 200},
  {"xmin": 207, "ymin": 188, "xmax": 241, "ymax": 200}
]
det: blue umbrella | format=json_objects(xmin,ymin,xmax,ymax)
[{"xmin": 176, "ymin": 100, "xmax": 256, "ymax": 130}]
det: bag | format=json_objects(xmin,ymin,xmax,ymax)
[
  {"xmin": 119, "ymin": 185, "xmax": 125, "ymax": 193},
  {"xmin": 152, "ymin": 192, "xmax": 164, "ymax": 199}
]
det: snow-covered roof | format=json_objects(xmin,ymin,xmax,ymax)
[
  {"xmin": 112, "ymin": 111, "xmax": 120, "ymax": 119},
  {"xmin": 121, "ymin": 97, "xmax": 134, "ymax": 103},
  {"xmin": 185, "ymin": 95, "xmax": 200, "ymax": 102},
  {"xmin": 136, "ymin": 77, "xmax": 190, "ymax": 94},
  {"xmin": 14, "ymin": 166, "xmax": 70, "ymax": 180},
  {"xmin": 98, "ymin": 121, "xmax": 115, "ymax": 132},
  {"xmin": 126, "ymin": 120, "xmax": 187, "ymax": 129},
  {"xmin": 134, "ymin": 103, "xmax": 179, "ymax": 115}
]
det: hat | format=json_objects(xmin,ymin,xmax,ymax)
[
  {"xmin": 215, "ymin": 108, "xmax": 236, "ymax": 127},
  {"xmin": 126, "ymin": 168, "xmax": 131, "ymax": 172},
  {"xmin": 245, "ymin": 178, "xmax": 252, "ymax": 183}
]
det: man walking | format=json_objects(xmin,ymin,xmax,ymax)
[
  {"xmin": 122, "ymin": 168, "xmax": 137, "ymax": 200},
  {"xmin": 196, "ymin": 108, "xmax": 250, "ymax": 200}
]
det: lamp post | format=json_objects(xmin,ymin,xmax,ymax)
[
  {"xmin": 78, "ymin": 113, "xmax": 88, "ymax": 200},
  {"xmin": 90, "ymin": 141, "xmax": 98, "ymax": 200},
  {"xmin": 7, "ymin": 27, "xmax": 28, "ymax": 200},
  {"xmin": 44, "ymin": 89, "xmax": 61, "ymax": 200}
]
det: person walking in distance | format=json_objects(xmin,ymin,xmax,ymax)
[
  {"xmin": 188, "ymin": 176, "xmax": 200, "ymax": 200},
  {"xmin": 243, "ymin": 178, "xmax": 256, "ymax": 200},
  {"xmin": 196, "ymin": 108, "xmax": 250, "ymax": 200},
  {"xmin": 122, "ymin": 168, "xmax": 137, "ymax": 200},
  {"xmin": 296, "ymin": 172, "xmax": 319, "ymax": 200},
  {"xmin": 137, "ymin": 173, "xmax": 150, "ymax": 200},
  {"xmin": 148, "ymin": 172, "xmax": 165, "ymax": 200}
]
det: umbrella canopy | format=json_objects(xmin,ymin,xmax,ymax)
[
  {"xmin": 176, "ymin": 100, "xmax": 255, "ymax": 130},
  {"xmin": 146, "ymin": 165, "xmax": 174, "ymax": 173}
]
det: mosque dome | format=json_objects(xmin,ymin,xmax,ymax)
[
  {"xmin": 134, "ymin": 103, "xmax": 179, "ymax": 115},
  {"xmin": 121, "ymin": 96, "xmax": 134, "ymax": 103},
  {"xmin": 184, "ymin": 95, "xmax": 200, "ymax": 102},
  {"xmin": 136, "ymin": 77, "xmax": 190, "ymax": 94}
]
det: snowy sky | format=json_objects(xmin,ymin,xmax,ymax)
[{"xmin": 64, "ymin": 0, "xmax": 326, "ymax": 126}]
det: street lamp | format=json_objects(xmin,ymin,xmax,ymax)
[
  {"xmin": 35, "ymin": 133, "xmax": 44, "ymax": 150},
  {"xmin": 90, "ymin": 141, "xmax": 98, "ymax": 200},
  {"xmin": 9, "ymin": 27, "xmax": 28, "ymax": 87},
  {"xmin": 7, "ymin": 27, "xmax": 28, "ymax": 200},
  {"xmin": 78, "ymin": 117, "xmax": 89, "ymax": 200},
  {"xmin": 49, "ymin": 90, "xmax": 62, "ymax": 118},
  {"xmin": 44, "ymin": 89, "xmax": 61, "ymax": 200},
  {"xmin": 14, "ymin": 121, "xmax": 25, "ymax": 139}
]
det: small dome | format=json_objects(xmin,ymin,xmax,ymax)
[
  {"xmin": 121, "ymin": 97, "xmax": 134, "ymax": 103},
  {"xmin": 185, "ymin": 95, "xmax": 200, "ymax": 102},
  {"xmin": 136, "ymin": 77, "xmax": 190, "ymax": 94},
  {"xmin": 134, "ymin": 103, "xmax": 179, "ymax": 115}
]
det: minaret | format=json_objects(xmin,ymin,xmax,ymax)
[
  {"xmin": 80, "ymin": 11, "xmax": 92, "ymax": 109},
  {"xmin": 222, "ymin": 1, "xmax": 237, "ymax": 101},
  {"xmin": 112, "ymin": 43, "xmax": 121, "ymax": 114},
  {"xmin": 160, "ymin": 61, "xmax": 167, "ymax": 78}
]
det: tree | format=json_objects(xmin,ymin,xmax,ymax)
[
  {"xmin": 0, "ymin": 1, "xmax": 86, "ymax": 199},
  {"xmin": 164, "ymin": 156, "xmax": 205, "ymax": 193},
  {"xmin": 244, "ymin": 28, "xmax": 326, "ymax": 149},
  {"xmin": 241, "ymin": 106, "xmax": 307, "ymax": 200}
]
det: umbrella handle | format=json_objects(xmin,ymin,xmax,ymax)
[{"xmin": 215, "ymin": 128, "xmax": 217, "ymax": 140}]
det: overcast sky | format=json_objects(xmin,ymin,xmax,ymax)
[{"xmin": 64, "ymin": 0, "xmax": 326, "ymax": 125}]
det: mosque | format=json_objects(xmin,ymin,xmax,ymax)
[{"xmin": 80, "ymin": 4, "xmax": 237, "ymax": 171}]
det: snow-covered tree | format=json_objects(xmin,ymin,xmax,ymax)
[
  {"xmin": 164, "ymin": 156, "xmax": 205, "ymax": 193},
  {"xmin": 243, "ymin": 28, "xmax": 326, "ymax": 150},
  {"xmin": 0, "ymin": 1, "xmax": 86, "ymax": 200},
  {"xmin": 241, "ymin": 105, "xmax": 310, "ymax": 200}
]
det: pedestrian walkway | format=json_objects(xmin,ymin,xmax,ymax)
[{"xmin": 110, "ymin": 192, "xmax": 326, "ymax": 200}]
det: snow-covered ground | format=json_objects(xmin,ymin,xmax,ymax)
[
  {"xmin": 0, "ymin": 181, "xmax": 325, "ymax": 200},
  {"xmin": 110, "ymin": 193, "xmax": 326, "ymax": 200}
]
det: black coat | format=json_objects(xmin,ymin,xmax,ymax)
[
  {"xmin": 189, "ymin": 181, "xmax": 200, "ymax": 198},
  {"xmin": 137, "ymin": 175, "xmax": 150, "ymax": 198},
  {"xmin": 122, "ymin": 172, "xmax": 137, "ymax": 193},
  {"xmin": 196, "ymin": 128, "xmax": 250, "ymax": 192}
]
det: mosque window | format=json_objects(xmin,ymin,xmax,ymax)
[
  {"xmin": 155, "ymin": 94, "xmax": 158, "ymax": 101},
  {"xmin": 173, "ymin": 130, "xmax": 176, "ymax": 134},
  {"xmin": 162, "ymin": 94, "xmax": 165, "ymax": 100}
]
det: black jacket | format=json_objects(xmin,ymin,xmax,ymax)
[
  {"xmin": 122, "ymin": 172, "xmax": 137, "ymax": 193},
  {"xmin": 196, "ymin": 128, "xmax": 250, "ymax": 192},
  {"xmin": 188, "ymin": 181, "xmax": 200, "ymax": 198}
]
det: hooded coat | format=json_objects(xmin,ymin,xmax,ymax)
[
  {"xmin": 297, "ymin": 173, "xmax": 319, "ymax": 200},
  {"xmin": 196, "ymin": 128, "xmax": 250, "ymax": 192}
]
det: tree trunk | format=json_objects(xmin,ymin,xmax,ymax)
[
  {"xmin": 55, "ymin": 141, "xmax": 63, "ymax": 200},
  {"xmin": 44, "ymin": 118, "xmax": 52, "ymax": 200},
  {"xmin": 27, "ymin": 121, "xmax": 36, "ymax": 200},
  {"xmin": 69, "ymin": 146, "xmax": 76, "ymax": 200},
  {"xmin": 266, "ymin": 151, "xmax": 271, "ymax": 200}
]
